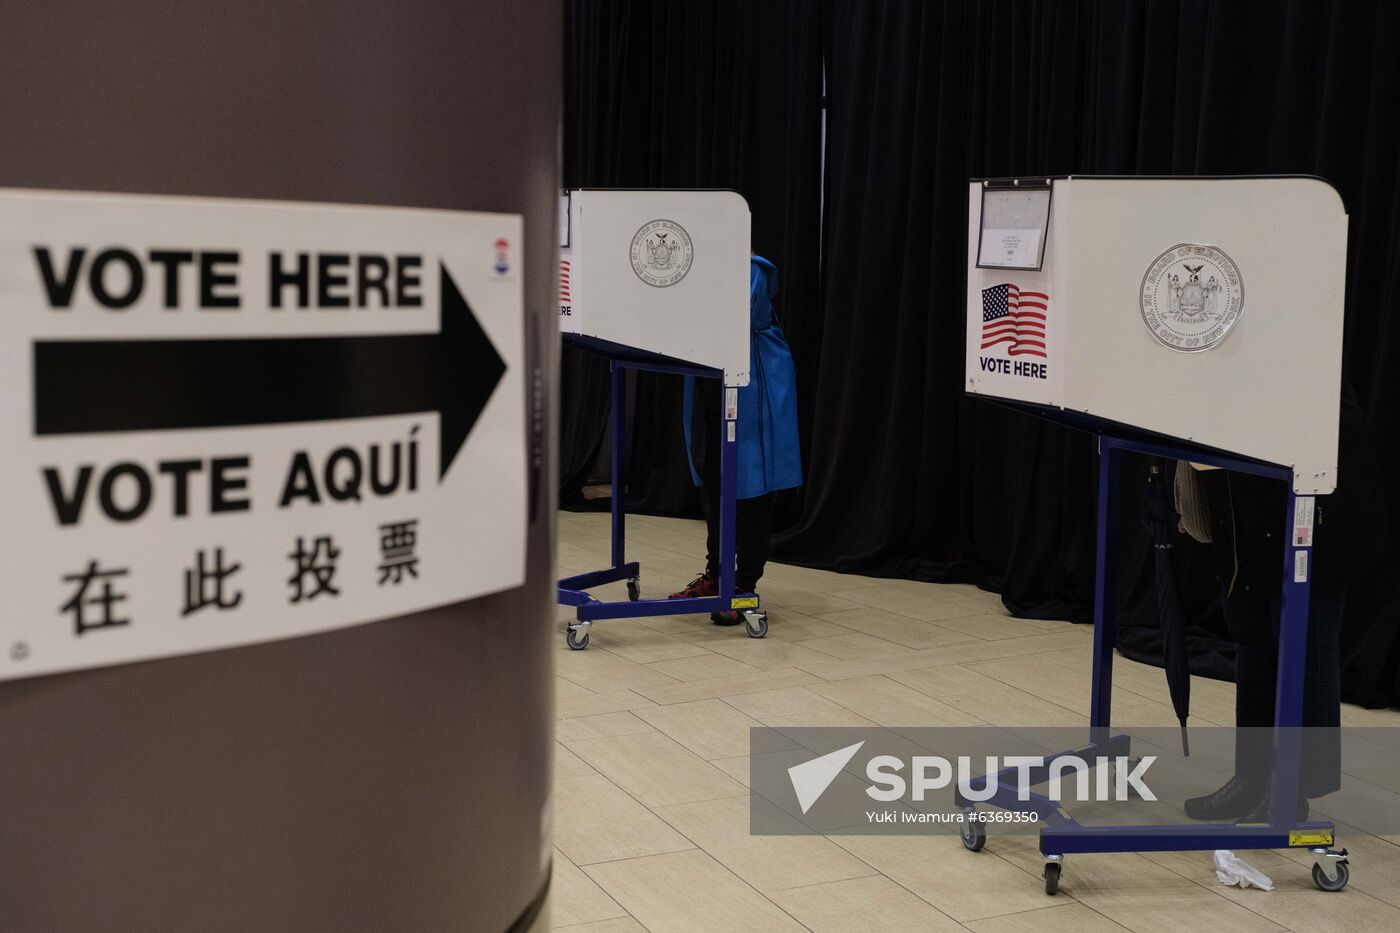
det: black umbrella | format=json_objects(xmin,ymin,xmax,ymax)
[{"xmin": 1143, "ymin": 461, "xmax": 1190, "ymax": 756}]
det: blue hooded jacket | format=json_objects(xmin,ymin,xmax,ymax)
[{"xmin": 683, "ymin": 256, "xmax": 802, "ymax": 499}]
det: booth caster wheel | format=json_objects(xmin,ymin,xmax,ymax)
[
  {"xmin": 959, "ymin": 816, "xmax": 986, "ymax": 852},
  {"xmin": 1312, "ymin": 862, "xmax": 1349, "ymax": 892},
  {"xmin": 566, "ymin": 626, "xmax": 590, "ymax": 651},
  {"xmin": 744, "ymin": 611, "xmax": 768, "ymax": 639},
  {"xmin": 1043, "ymin": 860, "xmax": 1062, "ymax": 895},
  {"xmin": 1310, "ymin": 849, "xmax": 1349, "ymax": 892},
  {"xmin": 627, "ymin": 578, "xmax": 641, "ymax": 602}
]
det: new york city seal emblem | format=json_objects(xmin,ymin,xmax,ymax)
[
  {"xmin": 630, "ymin": 219, "xmax": 694, "ymax": 288},
  {"xmin": 1139, "ymin": 244, "xmax": 1244, "ymax": 352}
]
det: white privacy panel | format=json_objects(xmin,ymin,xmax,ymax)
[
  {"xmin": 967, "ymin": 176, "xmax": 1347, "ymax": 493},
  {"xmin": 561, "ymin": 189, "xmax": 751, "ymax": 386}
]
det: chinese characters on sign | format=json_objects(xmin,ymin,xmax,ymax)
[
  {"xmin": 378, "ymin": 520, "xmax": 419, "ymax": 585},
  {"xmin": 184, "ymin": 548, "xmax": 242, "ymax": 616},
  {"xmin": 62, "ymin": 561, "xmax": 130, "ymax": 636},
  {"xmin": 289, "ymin": 535, "xmax": 340, "ymax": 603},
  {"xmin": 65, "ymin": 522, "xmax": 423, "ymax": 634}
]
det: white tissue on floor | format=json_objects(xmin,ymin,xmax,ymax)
[{"xmin": 1214, "ymin": 850, "xmax": 1274, "ymax": 891}]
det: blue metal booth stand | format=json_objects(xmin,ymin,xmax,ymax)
[
  {"xmin": 556, "ymin": 335, "xmax": 769, "ymax": 648},
  {"xmin": 953, "ymin": 424, "xmax": 1350, "ymax": 895}
]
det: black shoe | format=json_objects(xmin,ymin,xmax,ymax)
[
  {"xmin": 1184, "ymin": 774, "xmax": 1265, "ymax": 821},
  {"xmin": 1240, "ymin": 793, "xmax": 1310, "ymax": 824}
]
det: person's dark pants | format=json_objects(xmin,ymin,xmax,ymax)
[
  {"xmin": 1223, "ymin": 587, "xmax": 1345, "ymax": 797},
  {"xmin": 692, "ymin": 382, "xmax": 774, "ymax": 593},
  {"xmin": 1202, "ymin": 469, "xmax": 1345, "ymax": 799}
]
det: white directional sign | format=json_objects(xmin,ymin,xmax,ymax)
[{"xmin": 0, "ymin": 190, "xmax": 526, "ymax": 681}]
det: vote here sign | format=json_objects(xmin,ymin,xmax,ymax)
[{"xmin": 0, "ymin": 190, "xmax": 526, "ymax": 681}]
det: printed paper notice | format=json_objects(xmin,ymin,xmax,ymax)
[
  {"xmin": 1293, "ymin": 496, "xmax": 1316, "ymax": 547},
  {"xmin": 979, "ymin": 227, "xmax": 1043, "ymax": 268},
  {"xmin": 977, "ymin": 187, "xmax": 1051, "ymax": 270}
]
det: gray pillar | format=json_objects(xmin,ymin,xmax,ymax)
[{"xmin": 0, "ymin": 3, "xmax": 558, "ymax": 930}]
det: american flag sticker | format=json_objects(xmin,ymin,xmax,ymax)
[
  {"xmin": 559, "ymin": 258, "xmax": 572, "ymax": 303},
  {"xmin": 981, "ymin": 283, "xmax": 1048, "ymax": 358}
]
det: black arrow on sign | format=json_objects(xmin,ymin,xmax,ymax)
[{"xmin": 33, "ymin": 264, "xmax": 505, "ymax": 481}]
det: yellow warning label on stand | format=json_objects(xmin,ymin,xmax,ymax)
[
  {"xmin": 1289, "ymin": 831, "xmax": 1333, "ymax": 847},
  {"xmin": 731, "ymin": 597, "xmax": 759, "ymax": 609}
]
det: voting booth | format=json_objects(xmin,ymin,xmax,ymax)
[
  {"xmin": 961, "ymin": 176, "xmax": 1352, "ymax": 892},
  {"xmin": 556, "ymin": 189, "xmax": 768, "ymax": 644}
]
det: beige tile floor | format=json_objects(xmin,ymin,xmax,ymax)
[{"xmin": 553, "ymin": 510, "xmax": 1400, "ymax": 932}]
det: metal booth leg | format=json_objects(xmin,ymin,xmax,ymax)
[
  {"xmin": 1089, "ymin": 437, "xmax": 1120, "ymax": 734},
  {"xmin": 1038, "ymin": 435, "xmax": 1122, "ymax": 884},
  {"xmin": 1270, "ymin": 490, "xmax": 1310, "ymax": 824},
  {"xmin": 1274, "ymin": 490, "xmax": 1349, "ymax": 890},
  {"xmin": 610, "ymin": 364, "xmax": 640, "ymax": 601},
  {"xmin": 610, "ymin": 364, "xmax": 627, "ymax": 572},
  {"xmin": 564, "ymin": 363, "xmax": 632, "ymax": 652},
  {"xmin": 717, "ymin": 385, "xmax": 767, "ymax": 638},
  {"xmin": 717, "ymin": 396, "xmax": 737, "ymax": 599}
]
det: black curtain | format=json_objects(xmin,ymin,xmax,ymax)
[
  {"xmin": 560, "ymin": 0, "xmax": 824, "ymax": 517},
  {"xmin": 562, "ymin": 0, "xmax": 1400, "ymax": 707}
]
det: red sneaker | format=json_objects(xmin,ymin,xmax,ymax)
[
  {"xmin": 709, "ymin": 610, "xmax": 744, "ymax": 626},
  {"xmin": 668, "ymin": 572, "xmax": 718, "ymax": 600}
]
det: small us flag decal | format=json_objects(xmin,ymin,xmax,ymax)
[{"xmin": 981, "ymin": 283, "xmax": 1048, "ymax": 358}]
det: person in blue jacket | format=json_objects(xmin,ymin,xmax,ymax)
[{"xmin": 669, "ymin": 255, "xmax": 802, "ymax": 624}]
